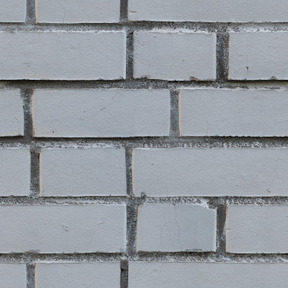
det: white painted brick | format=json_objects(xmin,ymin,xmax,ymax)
[
  {"xmin": 137, "ymin": 204, "xmax": 216, "ymax": 252},
  {"xmin": 229, "ymin": 32, "xmax": 288, "ymax": 80},
  {"xmin": 0, "ymin": 205, "xmax": 126, "ymax": 253},
  {"xmin": 40, "ymin": 148, "xmax": 126, "ymax": 196},
  {"xmin": 129, "ymin": 0, "xmax": 288, "ymax": 22},
  {"xmin": 36, "ymin": 262, "xmax": 120, "ymax": 288},
  {"xmin": 129, "ymin": 262, "xmax": 288, "ymax": 288},
  {"xmin": 134, "ymin": 148, "xmax": 288, "ymax": 197},
  {"xmin": 0, "ymin": 264, "xmax": 26, "ymax": 288},
  {"xmin": 0, "ymin": 90, "xmax": 24, "ymax": 136},
  {"xmin": 0, "ymin": 31, "xmax": 125, "ymax": 80},
  {"xmin": 33, "ymin": 89, "xmax": 170, "ymax": 137},
  {"xmin": 36, "ymin": 0, "xmax": 120, "ymax": 23},
  {"xmin": 0, "ymin": 0, "xmax": 26, "ymax": 22},
  {"xmin": 134, "ymin": 31, "xmax": 216, "ymax": 81},
  {"xmin": 0, "ymin": 149, "xmax": 30, "ymax": 196},
  {"xmin": 227, "ymin": 205, "xmax": 288, "ymax": 253},
  {"xmin": 179, "ymin": 88, "xmax": 288, "ymax": 137}
]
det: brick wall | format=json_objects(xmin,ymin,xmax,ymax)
[{"xmin": 1, "ymin": 0, "xmax": 288, "ymax": 287}]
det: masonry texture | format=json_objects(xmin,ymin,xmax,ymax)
[{"xmin": 1, "ymin": 0, "xmax": 288, "ymax": 287}]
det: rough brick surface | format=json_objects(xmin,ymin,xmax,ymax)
[
  {"xmin": 32, "ymin": 89, "xmax": 170, "ymax": 137},
  {"xmin": 0, "ymin": 0, "xmax": 26, "ymax": 22},
  {"xmin": 128, "ymin": 0, "xmax": 288, "ymax": 22},
  {"xmin": 179, "ymin": 88, "xmax": 288, "ymax": 136},
  {"xmin": 0, "ymin": 31, "xmax": 126, "ymax": 80},
  {"xmin": 0, "ymin": 149, "xmax": 30, "ymax": 196},
  {"xmin": 129, "ymin": 262, "xmax": 288, "ymax": 288},
  {"xmin": 0, "ymin": 89, "xmax": 24, "ymax": 136},
  {"xmin": 134, "ymin": 148, "xmax": 288, "ymax": 197},
  {"xmin": 36, "ymin": 0, "xmax": 120, "ymax": 23},
  {"xmin": 137, "ymin": 204, "xmax": 216, "ymax": 252},
  {"xmin": 36, "ymin": 263, "xmax": 120, "ymax": 288},
  {"xmin": 0, "ymin": 264, "xmax": 26, "ymax": 288},
  {"xmin": 227, "ymin": 205, "xmax": 288, "ymax": 253},
  {"xmin": 0, "ymin": 205, "xmax": 126, "ymax": 253},
  {"xmin": 229, "ymin": 32, "xmax": 288, "ymax": 80},
  {"xmin": 40, "ymin": 148, "xmax": 126, "ymax": 196},
  {"xmin": 134, "ymin": 31, "xmax": 216, "ymax": 80}
]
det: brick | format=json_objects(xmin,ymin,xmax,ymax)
[
  {"xmin": 0, "ymin": 90, "xmax": 24, "ymax": 136},
  {"xmin": 137, "ymin": 204, "xmax": 216, "ymax": 252},
  {"xmin": 227, "ymin": 205, "xmax": 288, "ymax": 253},
  {"xmin": 179, "ymin": 88, "xmax": 288, "ymax": 137},
  {"xmin": 133, "ymin": 148, "xmax": 288, "ymax": 197},
  {"xmin": 0, "ymin": 264, "xmax": 26, "ymax": 288},
  {"xmin": 36, "ymin": 262, "xmax": 120, "ymax": 288},
  {"xmin": 134, "ymin": 31, "xmax": 216, "ymax": 81},
  {"xmin": 40, "ymin": 148, "xmax": 126, "ymax": 196},
  {"xmin": 0, "ymin": 205, "xmax": 126, "ymax": 253},
  {"xmin": 36, "ymin": 0, "xmax": 120, "ymax": 23},
  {"xmin": 0, "ymin": 31, "xmax": 125, "ymax": 80},
  {"xmin": 128, "ymin": 0, "xmax": 288, "ymax": 22},
  {"xmin": 129, "ymin": 262, "xmax": 288, "ymax": 288},
  {"xmin": 0, "ymin": 0, "xmax": 26, "ymax": 22},
  {"xmin": 33, "ymin": 89, "xmax": 170, "ymax": 137},
  {"xmin": 0, "ymin": 149, "xmax": 30, "ymax": 196},
  {"xmin": 229, "ymin": 32, "xmax": 288, "ymax": 80}
]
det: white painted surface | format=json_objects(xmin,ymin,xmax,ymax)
[
  {"xmin": 33, "ymin": 89, "xmax": 170, "ymax": 137},
  {"xmin": 36, "ymin": 0, "xmax": 120, "ymax": 23},
  {"xmin": 134, "ymin": 31, "xmax": 216, "ymax": 80},
  {"xmin": 0, "ymin": 90, "xmax": 24, "ymax": 136},
  {"xmin": 0, "ymin": 264, "xmax": 26, "ymax": 288},
  {"xmin": 0, "ymin": 31, "xmax": 126, "ymax": 80},
  {"xmin": 129, "ymin": 0, "xmax": 288, "ymax": 22},
  {"xmin": 227, "ymin": 205, "xmax": 288, "ymax": 253},
  {"xmin": 0, "ymin": 205, "xmax": 126, "ymax": 253},
  {"xmin": 137, "ymin": 204, "xmax": 216, "ymax": 252},
  {"xmin": 36, "ymin": 262, "xmax": 120, "ymax": 288},
  {"xmin": 0, "ymin": 0, "xmax": 26, "ymax": 22},
  {"xmin": 0, "ymin": 149, "xmax": 30, "ymax": 196},
  {"xmin": 229, "ymin": 32, "xmax": 288, "ymax": 80},
  {"xmin": 134, "ymin": 148, "xmax": 288, "ymax": 197},
  {"xmin": 129, "ymin": 262, "xmax": 288, "ymax": 288},
  {"xmin": 179, "ymin": 88, "xmax": 288, "ymax": 136},
  {"xmin": 40, "ymin": 148, "xmax": 126, "ymax": 196}
]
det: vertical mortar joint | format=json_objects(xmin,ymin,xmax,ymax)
[
  {"xmin": 216, "ymin": 33, "xmax": 229, "ymax": 83},
  {"xmin": 170, "ymin": 89, "xmax": 180, "ymax": 137},
  {"xmin": 26, "ymin": 0, "xmax": 36, "ymax": 24},
  {"xmin": 26, "ymin": 263, "xmax": 35, "ymax": 288}
]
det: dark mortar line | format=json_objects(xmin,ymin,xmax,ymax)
[
  {"xmin": 0, "ymin": 196, "xmax": 288, "ymax": 206},
  {"xmin": 0, "ymin": 136, "xmax": 288, "ymax": 149},
  {"xmin": 30, "ymin": 148, "xmax": 40, "ymax": 197},
  {"xmin": 4, "ymin": 136, "xmax": 288, "ymax": 149},
  {"xmin": 125, "ymin": 147, "xmax": 134, "ymax": 197},
  {"xmin": 216, "ymin": 33, "xmax": 229, "ymax": 82},
  {"xmin": 126, "ymin": 199, "xmax": 140, "ymax": 258},
  {"xmin": 0, "ymin": 253, "xmax": 124, "ymax": 263},
  {"xmin": 216, "ymin": 205, "xmax": 227, "ymax": 257},
  {"xmin": 3, "ymin": 79, "xmax": 288, "ymax": 90},
  {"xmin": 170, "ymin": 89, "xmax": 180, "ymax": 137},
  {"xmin": 1, "ymin": 252, "xmax": 288, "ymax": 263},
  {"xmin": 126, "ymin": 28, "xmax": 134, "ymax": 80},
  {"xmin": 120, "ymin": 260, "xmax": 129, "ymax": 288},
  {"xmin": 21, "ymin": 88, "xmax": 33, "ymax": 143},
  {"xmin": 120, "ymin": 0, "xmax": 128, "ymax": 23},
  {"xmin": 2, "ymin": 21, "xmax": 288, "ymax": 32},
  {"xmin": 26, "ymin": 0, "xmax": 36, "ymax": 25},
  {"xmin": 26, "ymin": 263, "xmax": 35, "ymax": 288}
]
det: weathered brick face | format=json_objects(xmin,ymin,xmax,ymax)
[{"xmin": 0, "ymin": 0, "xmax": 287, "ymax": 287}]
